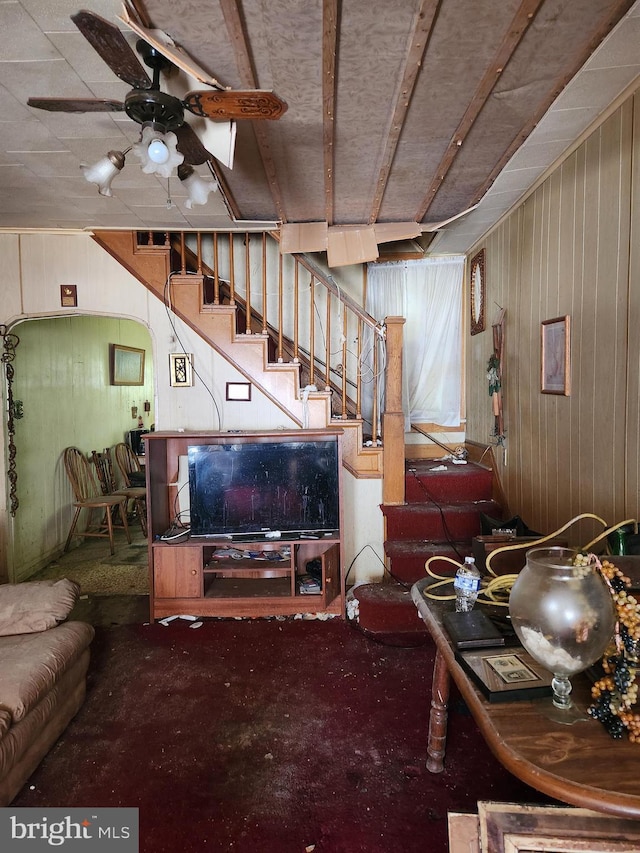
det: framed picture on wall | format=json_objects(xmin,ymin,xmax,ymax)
[
  {"xmin": 541, "ymin": 315, "xmax": 570, "ymax": 395},
  {"xmin": 226, "ymin": 382, "xmax": 252, "ymax": 401},
  {"xmin": 110, "ymin": 344, "xmax": 145, "ymax": 386},
  {"xmin": 469, "ymin": 249, "xmax": 486, "ymax": 335},
  {"xmin": 169, "ymin": 353, "xmax": 194, "ymax": 387}
]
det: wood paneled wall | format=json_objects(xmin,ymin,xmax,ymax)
[{"xmin": 465, "ymin": 91, "xmax": 640, "ymax": 544}]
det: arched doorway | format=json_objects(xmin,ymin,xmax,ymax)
[{"xmin": 3, "ymin": 315, "xmax": 154, "ymax": 591}]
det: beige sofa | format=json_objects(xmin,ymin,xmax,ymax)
[{"xmin": 0, "ymin": 578, "xmax": 95, "ymax": 806}]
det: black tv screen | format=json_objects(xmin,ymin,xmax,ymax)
[{"xmin": 188, "ymin": 439, "xmax": 340, "ymax": 537}]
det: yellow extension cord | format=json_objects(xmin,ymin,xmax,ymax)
[{"xmin": 422, "ymin": 513, "xmax": 638, "ymax": 607}]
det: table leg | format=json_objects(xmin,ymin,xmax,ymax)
[{"xmin": 427, "ymin": 647, "xmax": 450, "ymax": 773}]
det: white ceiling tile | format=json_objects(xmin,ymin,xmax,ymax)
[
  {"xmin": 527, "ymin": 108, "xmax": 601, "ymax": 146},
  {"xmin": 552, "ymin": 66, "xmax": 640, "ymax": 112},
  {"xmin": 0, "ymin": 2, "xmax": 62, "ymax": 62},
  {"xmin": 585, "ymin": 15, "xmax": 640, "ymax": 70}
]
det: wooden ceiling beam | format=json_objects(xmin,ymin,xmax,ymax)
[
  {"xmin": 468, "ymin": 0, "xmax": 638, "ymax": 208},
  {"xmin": 322, "ymin": 0, "xmax": 339, "ymax": 225},
  {"xmin": 415, "ymin": 0, "xmax": 544, "ymax": 223},
  {"xmin": 368, "ymin": 0, "xmax": 440, "ymax": 225},
  {"xmin": 219, "ymin": 0, "xmax": 287, "ymax": 222}
]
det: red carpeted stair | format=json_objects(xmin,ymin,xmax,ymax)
[
  {"xmin": 355, "ymin": 458, "xmax": 504, "ymax": 638},
  {"xmin": 384, "ymin": 458, "xmax": 501, "ymax": 585}
]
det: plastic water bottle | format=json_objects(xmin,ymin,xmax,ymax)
[{"xmin": 454, "ymin": 556, "xmax": 481, "ymax": 612}]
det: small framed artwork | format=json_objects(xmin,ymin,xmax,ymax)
[
  {"xmin": 60, "ymin": 285, "xmax": 77, "ymax": 307},
  {"xmin": 456, "ymin": 647, "xmax": 553, "ymax": 702},
  {"xmin": 469, "ymin": 249, "xmax": 485, "ymax": 335},
  {"xmin": 169, "ymin": 353, "xmax": 194, "ymax": 387},
  {"xmin": 541, "ymin": 315, "xmax": 571, "ymax": 395},
  {"xmin": 110, "ymin": 344, "xmax": 145, "ymax": 386},
  {"xmin": 226, "ymin": 382, "xmax": 252, "ymax": 401}
]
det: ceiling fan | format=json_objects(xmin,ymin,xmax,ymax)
[{"xmin": 27, "ymin": 9, "xmax": 287, "ymax": 203}]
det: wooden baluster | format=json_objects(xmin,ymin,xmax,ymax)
[
  {"xmin": 277, "ymin": 252, "xmax": 284, "ymax": 362},
  {"xmin": 309, "ymin": 274, "xmax": 315, "ymax": 385},
  {"xmin": 261, "ymin": 234, "xmax": 268, "ymax": 334},
  {"xmin": 179, "ymin": 233, "xmax": 186, "ymax": 275},
  {"xmin": 325, "ymin": 292, "xmax": 331, "ymax": 390},
  {"xmin": 293, "ymin": 260, "xmax": 299, "ymax": 362},
  {"xmin": 229, "ymin": 233, "xmax": 235, "ymax": 304},
  {"xmin": 244, "ymin": 232, "xmax": 251, "ymax": 334},
  {"xmin": 355, "ymin": 318, "xmax": 363, "ymax": 419},
  {"xmin": 340, "ymin": 309, "xmax": 348, "ymax": 419},
  {"xmin": 196, "ymin": 232, "xmax": 204, "ymax": 308},
  {"xmin": 196, "ymin": 232, "xmax": 203, "ymax": 275},
  {"xmin": 213, "ymin": 233, "xmax": 220, "ymax": 305},
  {"xmin": 163, "ymin": 232, "xmax": 171, "ymax": 247}
]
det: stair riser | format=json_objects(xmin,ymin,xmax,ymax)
[
  {"xmin": 384, "ymin": 541, "xmax": 475, "ymax": 584},
  {"xmin": 388, "ymin": 555, "xmax": 464, "ymax": 584},
  {"xmin": 353, "ymin": 584, "xmax": 428, "ymax": 635},
  {"xmin": 405, "ymin": 469, "xmax": 493, "ymax": 503},
  {"xmin": 383, "ymin": 501, "xmax": 501, "ymax": 541},
  {"xmin": 385, "ymin": 542, "xmax": 472, "ymax": 583}
]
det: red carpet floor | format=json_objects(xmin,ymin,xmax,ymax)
[{"xmin": 12, "ymin": 618, "xmax": 552, "ymax": 852}]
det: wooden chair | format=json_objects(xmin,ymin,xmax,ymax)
[
  {"xmin": 63, "ymin": 447, "xmax": 131, "ymax": 556},
  {"xmin": 91, "ymin": 449, "xmax": 117, "ymax": 494},
  {"xmin": 113, "ymin": 442, "xmax": 148, "ymax": 536}
]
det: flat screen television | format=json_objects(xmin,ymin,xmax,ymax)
[{"xmin": 187, "ymin": 439, "xmax": 340, "ymax": 538}]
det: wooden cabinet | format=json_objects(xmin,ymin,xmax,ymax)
[
  {"xmin": 154, "ymin": 546, "xmax": 202, "ymax": 599},
  {"xmin": 144, "ymin": 430, "xmax": 345, "ymax": 621}
]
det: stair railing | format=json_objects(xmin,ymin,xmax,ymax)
[{"xmin": 134, "ymin": 230, "xmax": 403, "ymax": 478}]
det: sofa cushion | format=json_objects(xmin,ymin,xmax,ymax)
[
  {"xmin": 0, "ymin": 711, "xmax": 10, "ymax": 741},
  {"xmin": 0, "ymin": 579, "xmax": 80, "ymax": 637},
  {"xmin": 0, "ymin": 622, "xmax": 94, "ymax": 723}
]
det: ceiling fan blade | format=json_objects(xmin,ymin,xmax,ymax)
[
  {"xmin": 27, "ymin": 97, "xmax": 125, "ymax": 113},
  {"xmin": 175, "ymin": 124, "xmax": 215, "ymax": 165},
  {"xmin": 120, "ymin": 3, "xmax": 223, "ymax": 88},
  {"xmin": 71, "ymin": 10, "xmax": 151, "ymax": 89},
  {"xmin": 183, "ymin": 90, "xmax": 287, "ymax": 121}
]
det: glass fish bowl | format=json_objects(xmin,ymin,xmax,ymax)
[{"xmin": 509, "ymin": 547, "xmax": 616, "ymax": 722}]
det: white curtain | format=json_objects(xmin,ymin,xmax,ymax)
[{"xmin": 364, "ymin": 255, "xmax": 465, "ymax": 432}]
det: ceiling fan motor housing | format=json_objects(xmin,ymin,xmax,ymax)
[{"xmin": 125, "ymin": 89, "xmax": 185, "ymax": 132}]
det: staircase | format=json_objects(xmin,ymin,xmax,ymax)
[
  {"xmin": 354, "ymin": 456, "xmax": 504, "ymax": 640},
  {"xmin": 92, "ymin": 229, "xmax": 390, "ymax": 481}
]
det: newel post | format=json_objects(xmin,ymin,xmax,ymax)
[{"xmin": 382, "ymin": 316, "xmax": 405, "ymax": 505}]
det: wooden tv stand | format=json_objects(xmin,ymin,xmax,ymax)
[{"xmin": 144, "ymin": 430, "xmax": 345, "ymax": 622}]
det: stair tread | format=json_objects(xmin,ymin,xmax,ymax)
[
  {"xmin": 384, "ymin": 539, "xmax": 470, "ymax": 552},
  {"xmin": 382, "ymin": 500, "xmax": 500, "ymax": 514},
  {"xmin": 405, "ymin": 459, "xmax": 491, "ymax": 475}
]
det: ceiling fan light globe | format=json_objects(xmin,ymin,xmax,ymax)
[
  {"xmin": 179, "ymin": 167, "xmax": 218, "ymax": 209},
  {"xmin": 80, "ymin": 150, "xmax": 125, "ymax": 196},
  {"xmin": 133, "ymin": 126, "xmax": 184, "ymax": 178}
]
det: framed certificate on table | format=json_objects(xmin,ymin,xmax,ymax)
[{"xmin": 456, "ymin": 647, "xmax": 553, "ymax": 702}]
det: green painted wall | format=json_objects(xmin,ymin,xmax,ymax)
[{"xmin": 10, "ymin": 315, "xmax": 154, "ymax": 580}]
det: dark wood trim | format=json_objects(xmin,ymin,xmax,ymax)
[
  {"xmin": 219, "ymin": 0, "xmax": 286, "ymax": 221},
  {"xmin": 416, "ymin": 0, "xmax": 544, "ymax": 221},
  {"xmin": 469, "ymin": 0, "xmax": 637, "ymax": 208},
  {"xmin": 322, "ymin": 0, "xmax": 338, "ymax": 225},
  {"xmin": 369, "ymin": 0, "xmax": 439, "ymax": 224}
]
